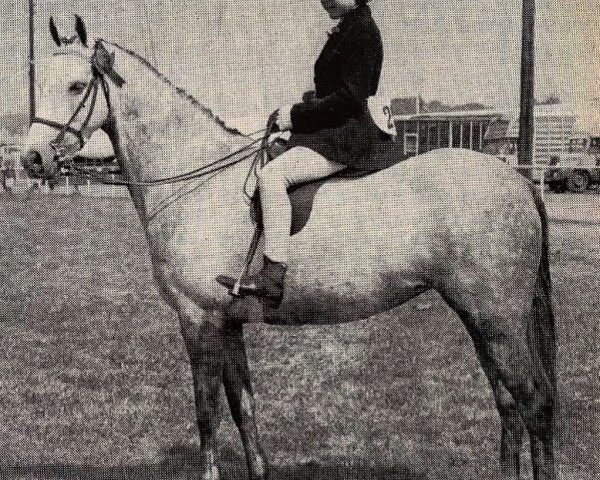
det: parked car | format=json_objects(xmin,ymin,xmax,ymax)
[{"xmin": 546, "ymin": 135, "xmax": 600, "ymax": 193}]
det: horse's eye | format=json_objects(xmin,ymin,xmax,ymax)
[{"xmin": 68, "ymin": 81, "xmax": 87, "ymax": 94}]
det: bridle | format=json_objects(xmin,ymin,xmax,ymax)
[
  {"xmin": 32, "ymin": 41, "xmax": 114, "ymax": 157},
  {"xmin": 33, "ymin": 39, "xmax": 278, "ymax": 192}
]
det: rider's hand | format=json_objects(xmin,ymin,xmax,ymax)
[{"xmin": 275, "ymin": 105, "xmax": 293, "ymax": 132}]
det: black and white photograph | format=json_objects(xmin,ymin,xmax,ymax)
[{"xmin": 0, "ymin": 1, "xmax": 598, "ymax": 479}]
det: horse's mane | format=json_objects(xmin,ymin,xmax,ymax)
[{"xmin": 98, "ymin": 39, "xmax": 245, "ymax": 137}]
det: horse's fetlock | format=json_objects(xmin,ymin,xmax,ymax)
[
  {"xmin": 200, "ymin": 464, "xmax": 220, "ymax": 480},
  {"xmin": 241, "ymin": 388, "xmax": 256, "ymax": 417}
]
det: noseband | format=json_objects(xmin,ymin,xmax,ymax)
[{"xmin": 32, "ymin": 41, "xmax": 116, "ymax": 156}]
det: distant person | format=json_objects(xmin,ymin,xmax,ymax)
[
  {"xmin": 217, "ymin": 0, "xmax": 387, "ymax": 306},
  {"xmin": 3, "ymin": 156, "xmax": 16, "ymax": 192},
  {"xmin": 0, "ymin": 144, "xmax": 15, "ymax": 192}
]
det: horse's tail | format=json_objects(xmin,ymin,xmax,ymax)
[{"xmin": 527, "ymin": 184, "xmax": 557, "ymax": 396}]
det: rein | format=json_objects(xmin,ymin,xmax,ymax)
[{"xmin": 70, "ymin": 135, "xmax": 266, "ymax": 187}]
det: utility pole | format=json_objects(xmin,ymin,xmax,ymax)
[
  {"xmin": 258, "ymin": 0, "xmax": 268, "ymax": 115},
  {"xmin": 28, "ymin": 0, "xmax": 35, "ymax": 124},
  {"xmin": 518, "ymin": 0, "xmax": 535, "ymax": 180}
]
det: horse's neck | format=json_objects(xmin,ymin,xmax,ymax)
[{"xmin": 106, "ymin": 46, "xmax": 251, "ymax": 227}]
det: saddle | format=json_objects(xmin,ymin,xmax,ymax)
[
  {"xmin": 254, "ymin": 137, "xmax": 407, "ymax": 235},
  {"xmin": 222, "ymin": 134, "xmax": 405, "ymax": 301}
]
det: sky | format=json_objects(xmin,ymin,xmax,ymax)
[{"xmin": 0, "ymin": 0, "xmax": 599, "ymax": 128}]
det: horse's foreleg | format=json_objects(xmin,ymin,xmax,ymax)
[
  {"xmin": 176, "ymin": 295, "xmax": 226, "ymax": 480},
  {"xmin": 223, "ymin": 324, "xmax": 269, "ymax": 480}
]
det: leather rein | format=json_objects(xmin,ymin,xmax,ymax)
[{"xmin": 35, "ymin": 40, "xmax": 273, "ymax": 189}]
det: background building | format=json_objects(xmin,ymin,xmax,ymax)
[{"xmin": 391, "ymin": 97, "xmax": 577, "ymax": 166}]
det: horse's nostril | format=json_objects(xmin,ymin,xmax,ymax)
[
  {"xmin": 31, "ymin": 151, "xmax": 43, "ymax": 165},
  {"xmin": 21, "ymin": 150, "xmax": 43, "ymax": 167},
  {"xmin": 21, "ymin": 150, "xmax": 45, "ymax": 176}
]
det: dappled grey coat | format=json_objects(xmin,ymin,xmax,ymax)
[{"xmin": 287, "ymin": 5, "xmax": 390, "ymax": 170}]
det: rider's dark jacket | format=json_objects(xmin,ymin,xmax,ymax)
[{"xmin": 287, "ymin": 5, "xmax": 389, "ymax": 170}]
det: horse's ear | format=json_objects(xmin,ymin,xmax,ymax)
[
  {"xmin": 74, "ymin": 15, "xmax": 88, "ymax": 47},
  {"xmin": 49, "ymin": 17, "xmax": 62, "ymax": 47}
]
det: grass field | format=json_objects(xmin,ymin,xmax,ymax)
[{"xmin": 0, "ymin": 191, "xmax": 597, "ymax": 480}]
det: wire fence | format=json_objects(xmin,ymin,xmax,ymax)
[{"xmin": 0, "ymin": 163, "xmax": 129, "ymax": 197}]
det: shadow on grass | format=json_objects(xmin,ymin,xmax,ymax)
[{"xmin": 0, "ymin": 443, "xmax": 446, "ymax": 480}]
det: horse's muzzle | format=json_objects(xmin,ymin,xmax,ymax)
[{"xmin": 21, "ymin": 150, "xmax": 45, "ymax": 178}]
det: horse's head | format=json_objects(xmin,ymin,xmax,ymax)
[{"xmin": 21, "ymin": 16, "xmax": 123, "ymax": 179}]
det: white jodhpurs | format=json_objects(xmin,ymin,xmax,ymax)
[{"xmin": 258, "ymin": 146, "xmax": 346, "ymax": 263}]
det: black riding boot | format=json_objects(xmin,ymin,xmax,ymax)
[{"xmin": 216, "ymin": 256, "xmax": 287, "ymax": 307}]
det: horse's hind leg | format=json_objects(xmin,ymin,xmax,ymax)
[
  {"xmin": 222, "ymin": 324, "xmax": 269, "ymax": 480},
  {"xmin": 439, "ymin": 289, "xmax": 555, "ymax": 480},
  {"xmin": 471, "ymin": 332, "xmax": 525, "ymax": 479}
]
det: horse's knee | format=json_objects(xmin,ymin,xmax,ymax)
[
  {"xmin": 175, "ymin": 297, "xmax": 225, "ymax": 364},
  {"xmin": 185, "ymin": 322, "xmax": 224, "ymax": 360}
]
